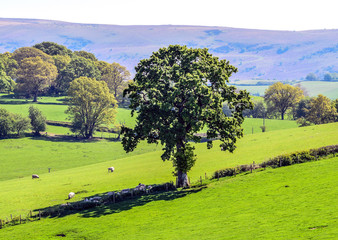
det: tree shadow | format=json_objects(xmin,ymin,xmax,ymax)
[
  {"xmin": 28, "ymin": 135, "xmax": 119, "ymax": 143},
  {"xmin": 36, "ymin": 186, "xmax": 207, "ymax": 219}
]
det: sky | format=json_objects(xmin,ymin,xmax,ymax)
[{"xmin": 0, "ymin": 0, "xmax": 337, "ymax": 31}]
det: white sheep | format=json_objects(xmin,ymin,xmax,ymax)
[
  {"xmin": 32, "ymin": 174, "xmax": 39, "ymax": 179},
  {"xmin": 108, "ymin": 167, "xmax": 115, "ymax": 173},
  {"xmin": 68, "ymin": 192, "xmax": 75, "ymax": 199}
]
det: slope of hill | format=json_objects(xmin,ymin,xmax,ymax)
[{"xmin": 0, "ymin": 18, "xmax": 337, "ymax": 79}]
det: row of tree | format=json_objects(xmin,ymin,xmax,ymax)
[
  {"xmin": 0, "ymin": 106, "xmax": 46, "ymax": 137},
  {"xmin": 305, "ymin": 72, "xmax": 338, "ymax": 81},
  {"xmin": 0, "ymin": 42, "xmax": 131, "ymax": 103},
  {"xmin": 240, "ymin": 82, "xmax": 338, "ymax": 125}
]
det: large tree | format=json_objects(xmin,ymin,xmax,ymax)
[
  {"xmin": 66, "ymin": 77, "xmax": 117, "ymax": 139},
  {"xmin": 15, "ymin": 56, "xmax": 57, "ymax": 101},
  {"xmin": 264, "ymin": 82, "xmax": 304, "ymax": 120},
  {"xmin": 29, "ymin": 106, "xmax": 46, "ymax": 135},
  {"xmin": 13, "ymin": 47, "xmax": 54, "ymax": 65},
  {"xmin": 121, "ymin": 45, "xmax": 253, "ymax": 187}
]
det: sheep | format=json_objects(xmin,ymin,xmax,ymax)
[
  {"xmin": 68, "ymin": 192, "xmax": 75, "ymax": 199},
  {"xmin": 108, "ymin": 167, "xmax": 115, "ymax": 173},
  {"xmin": 135, "ymin": 183, "xmax": 146, "ymax": 191},
  {"xmin": 32, "ymin": 174, "xmax": 39, "ymax": 179}
]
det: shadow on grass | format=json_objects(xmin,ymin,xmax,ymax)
[
  {"xmin": 28, "ymin": 135, "xmax": 119, "ymax": 143},
  {"xmin": 0, "ymin": 100, "xmax": 67, "ymax": 105},
  {"xmin": 36, "ymin": 187, "xmax": 206, "ymax": 219}
]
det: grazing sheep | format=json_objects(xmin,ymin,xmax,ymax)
[
  {"xmin": 32, "ymin": 174, "xmax": 39, "ymax": 179},
  {"xmin": 108, "ymin": 167, "xmax": 114, "ymax": 173},
  {"xmin": 135, "ymin": 183, "xmax": 146, "ymax": 191},
  {"xmin": 68, "ymin": 192, "xmax": 75, "ymax": 199}
]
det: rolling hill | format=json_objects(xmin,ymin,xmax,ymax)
[{"xmin": 0, "ymin": 18, "xmax": 337, "ymax": 80}]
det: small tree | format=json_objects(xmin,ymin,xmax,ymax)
[
  {"xmin": 66, "ymin": 77, "xmax": 117, "ymax": 139},
  {"xmin": 29, "ymin": 106, "xmax": 46, "ymax": 135},
  {"xmin": 122, "ymin": 45, "xmax": 253, "ymax": 187},
  {"xmin": 12, "ymin": 114, "xmax": 31, "ymax": 136},
  {"xmin": 264, "ymin": 82, "xmax": 304, "ymax": 120},
  {"xmin": 305, "ymin": 73, "xmax": 318, "ymax": 81},
  {"xmin": 0, "ymin": 108, "xmax": 13, "ymax": 138}
]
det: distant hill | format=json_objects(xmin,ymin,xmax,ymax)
[{"xmin": 0, "ymin": 18, "xmax": 337, "ymax": 80}]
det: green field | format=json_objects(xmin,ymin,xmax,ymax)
[
  {"xmin": 0, "ymin": 123, "xmax": 337, "ymax": 218},
  {"xmin": 0, "ymin": 156, "xmax": 337, "ymax": 239},
  {"xmin": 230, "ymin": 80, "xmax": 338, "ymax": 99},
  {"xmin": 1, "ymin": 94, "xmax": 337, "ymax": 239}
]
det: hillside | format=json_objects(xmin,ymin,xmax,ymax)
[{"xmin": 0, "ymin": 18, "xmax": 337, "ymax": 79}]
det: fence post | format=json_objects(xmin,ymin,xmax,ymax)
[
  {"xmin": 20, "ymin": 215, "xmax": 22, "ymax": 224},
  {"xmin": 205, "ymin": 172, "xmax": 207, "ymax": 179},
  {"xmin": 39, "ymin": 210, "xmax": 41, "ymax": 220},
  {"xmin": 10, "ymin": 214, "xmax": 12, "ymax": 221},
  {"xmin": 279, "ymin": 159, "xmax": 282, "ymax": 167},
  {"xmin": 113, "ymin": 192, "xmax": 116, "ymax": 203},
  {"xmin": 234, "ymin": 168, "xmax": 236, "ymax": 177},
  {"xmin": 200, "ymin": 176, "xmax": 202, "ymax": 184}
]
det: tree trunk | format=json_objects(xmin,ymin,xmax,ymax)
[
  {"xmin": 281, "ymin": 112, "xmax": 284, "ymax": 120},
  {"xmin": 33, "ymin": 92, "xmax": 38, "ymax": 102},
  {"xmin": 177, "ymin": 171, "xmax": 189, "ymax": 188}
]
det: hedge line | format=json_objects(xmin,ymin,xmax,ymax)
[{"xmin": 213, "ymin": 145, "xmax": 338, "ymax": 179}]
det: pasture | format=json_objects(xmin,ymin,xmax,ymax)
[
  {"xmin": 0, "ymin": 156, "xmax": 337, "ymax": 239},
  {"xmin": 0, "ymin": 123, "xmax": 337, "ymax": 219},
  {"xmin": 0, "ymin": 93, "xmax": 337, "ymax": 239}
]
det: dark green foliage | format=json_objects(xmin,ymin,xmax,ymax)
[
  {"xmin": 305, "ymin": 73, "xmax": 318, "ymax": 81},
  {"xmin": 28, "ymin": 106, "xmax": 46, "ymax": 135},
  {"xmin": 0, "ymin": 108, "xmax": 13, "ymax": 138},
  {"xmin": 33, "ymin": 42, "xmax": 73, "ymax": 57},
  {"xmin": 293, "ymin": 98, "xmax": 311, "ymax": 119},
  {"xmin": 122, "ymin": 45, "xmax": 253, "ymax": 187},
  {"xmin": 74, "ymin": 51, "xmax": 97, "ymax": 61},
  {"xmin": 57, "ymin": 56, "xmax": 101, "ymax": 93}
]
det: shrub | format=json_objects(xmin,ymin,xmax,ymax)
[
  {"xmin": 0, "ymin": 108, "xmax": 13, "ymax": 138},
  {"xmin": 28, "ymin": 106, "xmax": 46, "ymax": 135}
]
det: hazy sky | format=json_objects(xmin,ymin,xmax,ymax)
[{"xmin": 1, "ymin": 0, "xmax": 337, "ymax": 30}]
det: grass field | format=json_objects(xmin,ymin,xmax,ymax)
[
  {"xmin": 230, "ymin": 80, "xmax": 338, "ymax": 99},
  {"xmin": 0, "ymin": 156, "xmax": 337, "ymax": 239},
  {"xmin": 0, "ymin": 94, "xmax": 337, "ymax": 239},
  {"xmin": 0, "ymin": 123, "xmax": 337, "ymax": 219}
]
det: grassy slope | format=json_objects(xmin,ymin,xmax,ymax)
[
  {"xmin": 0, "ymin": 123, "xmax": 337, "ymax": 219},
  {"xmin": 0, "ymin": 157, "xmax": 337, "ymax": 239}
]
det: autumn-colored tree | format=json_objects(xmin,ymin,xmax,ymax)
[
  {"xmin": 0, "ymin": 52, "xmax": 18, "ymax": 79},
  {"xmin": 264, "ymin": 82, "xmax": 304, "ymax": 120},
  {"xmin": 66, "ymin": 77, "xmax": 117, "ymax": 139},
  {"xmin": 305, "ymin": 95, "xmax": 337, "ymax": 124},
  {"xmin": 122, "ymin": 45, "xmax": 253, "ymax": 187},
  {"xmin": 16, "ymin": 56, "xmax": 57, "ymax": 101}
]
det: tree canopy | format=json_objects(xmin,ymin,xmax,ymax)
[
  {"xmin": 15, "ymin": 56, "xmax": 57, "ymax": 101},
  {"xmin": 264, "ymin": 82, "xmax": 304, "ymax": 120},
  {"xmin": 66, "ymin": 77, "xmax": 117, "ymax": 139},
  {"xmin": 305, "ymin": 95, "xmax": 337, "ymax": 124},
  {"xmin": 0, "ymin": 62, "xmax": 16, "ymax": 93},
  {"xmin": 57, "ymin": 56, "xmax": 101, "ymax": 93},
  {"xmin": 33, "ymin": 42, "xmax": 73, "ymax": 57},
  {"xmin": 29, "ymin": 106, "xmax": 46, "ymax": 135},
  {"xmin": 101, "ymin": 62, "xmax": 131, "ymax": 100},
  {"xmin": 122, "ymin": 45, "xmax": 253, "ymax": 187}
]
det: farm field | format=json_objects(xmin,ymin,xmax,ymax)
[
  {"xmin": 0, "ymin": 123, "xmax": 337, "ymax": 219},
  {"xmin": 0, "ymin": 156, "xmax": 337, "ymax": 239},
  {"xmin": 0, "ymin": 94, "xmax": 297, "ymax": 135},
  {"xmin": 231, "ymin": 80, "xmax": 338, "ymax": 99}
]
